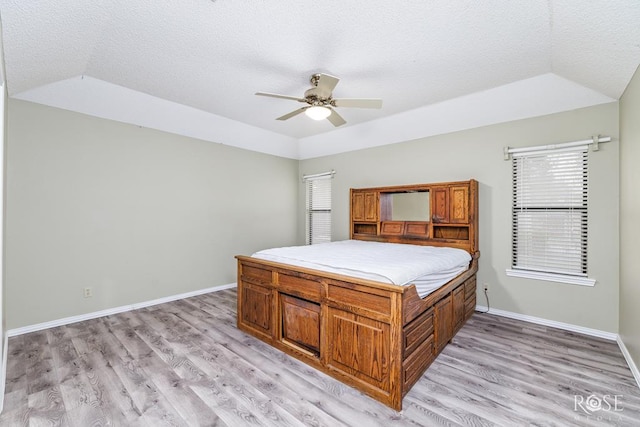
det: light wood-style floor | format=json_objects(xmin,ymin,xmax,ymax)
[{"xmin": 1, "ymin": 289, "xmax": 639, "ymax": 426}]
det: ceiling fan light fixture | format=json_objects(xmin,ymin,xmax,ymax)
[
  {"xmin": 257, "ymin": 73, "xmax": 381, "ymax": 127},
  {"xmin": 305, "ymin": 106, "xmax": 331, "ymax": 120}
]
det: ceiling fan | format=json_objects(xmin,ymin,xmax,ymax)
[{"xmin": 255, "ymin": 73, "xmax": 383, "ymax": 127}]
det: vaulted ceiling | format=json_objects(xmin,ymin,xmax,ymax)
[{"xmin": 1, "ymin": 1, "xmax": 639, "ymax": 159}]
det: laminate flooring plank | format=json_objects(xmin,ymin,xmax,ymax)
[
  {"xmin": 109, "ymin": 355, "xmax": 188, "ymax": 426},
  {"xmin": 4, "ymin": 334, "xmax": 28, "ymax": 395},
  {"xmin": 441, "ymin": 340, "xmax": 616, "ymax": 403},
  {"xmin": 3, "ymin": 289, "xmax": 640, "ymax": 427},
  {"xmin": 141, "ymin": 305, "xmax": 349, "ymax": 427},
  {"xmin": 453, "ymin": 327, "xmax": 640, "ymax": 400},
  {"xmin": 167, "ymin": 302, "xmax": 346, "ymax": 425},
  {"xmin": 130, "ymin": 353, "xmax": 225, "ymax": 427},
  {"xmin": 469, "ymin": 316, "xmax": 633, "ymax": 377},
  {"xmin": 62, "ymin": 322, "xmax": 153, "ymax": 426},
  {"xmin": 485, "ymin": 315, "xmax": 621, "ymax": 356},
  {"xmin": 50, "ymin": 339, "xmax": 80, "ymax": 370},
  {"xmin": 400, "ymin": 399, "xmax": 463, "ymax": 427},
  {"xmin": 457, "ymin": 318, "xmax": 639, "ymax": 389},
  {"xmin": 58, "ymin": 368, "xmax": 130, "ymax": 426},
  {"xmin": 46, "ymin": 326, "xmax": 70, "ymax": 347},
  {"xmin": 83, "ymin": 350, "xmax": 147, "ymax": 424},
  {"xmin": 63, "ymin": 404, "xmax": 111, "ymax": 427},
  {"xmin": 126, "ymin": 322, "xmax": 228, "ymax": 427},
  {"xmin": 193, "ymin": 290, "xmax": 239, "ymax": 314},
  {"xmin": 416, "ymin": 361, "xmax": 546, "ymax": 425},
  {"xmin": 446, "ymin": 320, "xmax": 640, "ymax": 425},
  {"xmin": 172, "ymin": 299, "xmax": 404, "ymax": 427},
  {"xmin": 463, "ymin": 337, "xmax": 640, "ymax": 410},
  {"xmin": 133, "ymin": 308, "xmax": 301, "ymax": 427},
  {"xmin": 199, "ymin": 292, "xmax": 237, "ymax": 317},
  {"xmin": 239, "ymin": 312, "xmax": 492, "ymax": 427},
  {"xmin": 405, "ymin": 364, "xmax": 514, "ymax": 427},
  {"xmin": 420, "ymin": 358, "xmax": 582, "ymax": 426},
  {"xmin": 109, "ymin": 325, "xmax": 156, "ymax": 360},
  {"xmin": 2, "ymin": 387, "xmax": 28, "ymax": 416},
  {"xmin": 27, "ymin": 385, "xmax": 69, "ymax": 427},
  {"xmin": 70, "ymin": 320, "xmax": 131, "ymax": 362},
  {"xmin": 50, "ymin": 340, "xmax": 84, "ymax": 386},
  {"xmin": 186, "ymin": 348, "xmax": 337, "ymax": 427},
  {"xmin": 58, "ymin": 319, "xmax": 106, "ymax": 343},
  {"xmin": 230, "ymin": 336, "xmax": 409, "ymax": 424},
  {"xmin": 24, "ymin": 337, "xmax": 58, "ymax": 396},
  {"xmin": 0, "ymin": 406, "xmax": 30, "ymax": 427},
  {"xmin": 453, "ymin": 325, "xmax": 640, "ymax": 406}
]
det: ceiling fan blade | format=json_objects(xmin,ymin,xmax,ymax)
[
  {"xmin": 332, "ymin": 98, "xmax": 383, "ymax": 109},
  {"xmin": 276, "ymin": 107, "xmax": 308, "ymax": 121},
  {"xmin": 315, "ymin": 73, "xmax": 340, "ymax": 94},
  {"xmin": 255, "ymin": 92, "xmax": 306, "ymax": 102},
  {"xmin": 327, "ymin": 109, "xmax": 346, "ymax": 127}
]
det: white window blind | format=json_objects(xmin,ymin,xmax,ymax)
[
  {"xmin": 511, "ymin": 146, "xmax": 588, "ymax": 279},
  {"xmin": 305, "ymin": 174, "xmax": 332, "ymax": 245}
]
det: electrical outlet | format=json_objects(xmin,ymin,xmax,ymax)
[
  {"xmin": 83, "ymin": 287, "xmax": 93, "ymax": 298},
  {"xmin": 483, "ymin": 283, "xmax": 489, "ymax": 292}
]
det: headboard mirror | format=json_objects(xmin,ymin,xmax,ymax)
[{"xmin": 391, "ymin": 191, "xmax": 430, "ymax": 221}]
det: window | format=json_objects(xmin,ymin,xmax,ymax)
[
  {"xmin": 507, "ymin": 145, "xmax": 594, "ymax": 286},
  {"xmin": 305, "ymin": 173, "xmax": 332, "ymax": 245}
]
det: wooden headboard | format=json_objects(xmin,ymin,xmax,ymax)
[{"xmin": 350, "ymin": 179, "xmax": 478, "ymax": 254}]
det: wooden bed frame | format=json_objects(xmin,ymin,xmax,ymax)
[{"xmin": 236, "ymin": 180, "xmax": 479, "ymax": 410}]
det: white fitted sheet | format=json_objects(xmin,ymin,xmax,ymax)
[{"xmin": 251, "ymin": 240, "xmax": 471, "ymax": 298}]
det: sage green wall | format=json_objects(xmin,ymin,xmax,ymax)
[
  {"xmin": 620, "ymin": 66, "xmax": 640, "ymax": 371},
  {"xmin": 6, "ymin": 99, "xmax": 298, "ymax": 329},
  {"xmin": 300, "ymin": 103, "xmax": 620, "ymax": 333}
]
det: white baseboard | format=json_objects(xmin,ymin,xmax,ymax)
[
  {"xmin": 8, "ymin": 283, "xmax": 237, "ymax": 337},
  {"xmin": 0, "ymin": 332, "xmax": 8, "ymax": 413},
  {"xmin": 617, "ymin": 336, "xmax": 640, "ymax": 390},
  {"xmin": 474, "ymin": 305, "xmax": 618, "ymax": 341}
]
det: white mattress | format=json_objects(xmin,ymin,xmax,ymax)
[{"xmin": 251, "ymin": 240, "xmax": 471, "ymax": 298}]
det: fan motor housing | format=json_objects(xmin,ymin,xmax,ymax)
[{"xmin": 304, "ymin": 87, "xmax": 330, "ymax": 105}]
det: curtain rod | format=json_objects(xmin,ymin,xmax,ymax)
[
  {"xmin": 302, "ymin": 170, "xmax": 335, "ymax": 180},
  {"xmin": 504, "ymin": 135, "xmax": 611, "ymax": 160}
]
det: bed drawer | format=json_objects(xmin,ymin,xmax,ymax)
[
  {"xmin": 464, "ymin": 277, "xmax": 476, "ymax": 297},
  {"xmin": 326, "ymin": 283, "xmax": 391, "ymax": 319},
  {"xmin": 278, "ymin": 273, "xmax": 322, "ymax": 302},
  {"xmin": 465, "ymin": 294, "xmax": 476, "ymax": 319},
  {"xmin": 405, "ymin": 222, "xmax": 429, "ymax": 237},
  {"xmin": 242, "ymin": 264, "xmax": 273, "ymax": 285},
  {"xmin": 402, "ymin": 334, "xmax": 434, "ymax": 393},
  {"xmin": 464, "ymin": 277, "xmax": 476, "ymax": 320},
  {"xmin": 381, "ymin": 221, "xmax": 404, "ymax": 235},
  {"xmin": 403, "ymin": 308, "xmax": 433, "ymax": 356}
]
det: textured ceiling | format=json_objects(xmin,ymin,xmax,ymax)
[{"xmin": 1, "ymin": 1, "xmax": 639, "ymax": 158}]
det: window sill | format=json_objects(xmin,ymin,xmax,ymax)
[{"xmin": 505, "ymin": 269, "xmax": 596, "ymax": 287}]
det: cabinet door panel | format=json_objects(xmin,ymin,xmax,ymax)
[
  {"xmin": 364, "ymin": 192, "xmax": 378, "ymax": 221},
  {"xmin": 432, "ymin": 187, "xmax": 449, "ymax": 223},
  {"xmin": 453, "ymin": 286, "xmax": 465, "ymax": 332},
  {"xmin": 450, "ymin": 186, "xmax": 469, "ymax": 223},
  {"xmin": 241, "ymin": 282, "xmax": 273, "ymax": 336},
  {"xmin": 352, "ymin": 191, "xmax": 378, "ymax": 222},
  {"xmin": 327, "ymin": 308, "xmax": 390, "ymax": 390},
  {"xmin": 434, "ymin": 295, "xmax": 452, "ymax": 353},
  {"xmin": 352, "ymin": 192, "xmax": 365, "ymax": 221}
]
